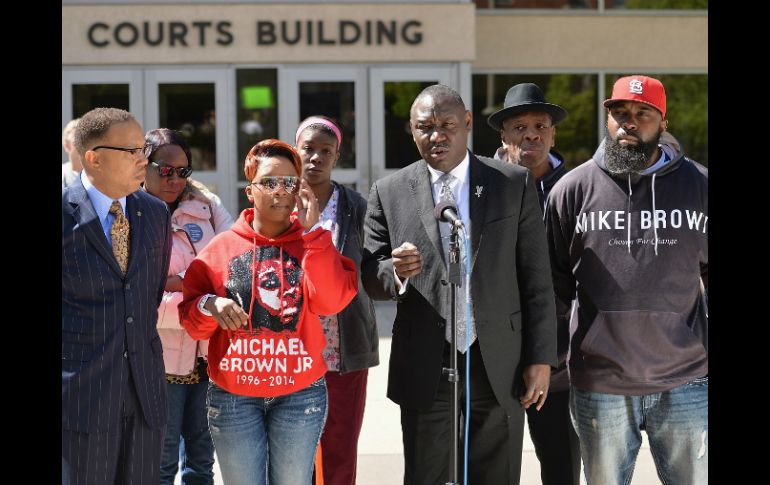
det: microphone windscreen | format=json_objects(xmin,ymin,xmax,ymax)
[{"xmin": 434, "ymin": 200, "xmax": 458, "ymax": 222}]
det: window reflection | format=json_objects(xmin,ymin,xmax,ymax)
[
  {"xmin": 384, "ymin": 81, "xmax": 435, "ymax": 169},
  {"xmin": 237, "ymin": 69, "xmax": 279, "ymax": 182},
  {"xmin": 158, "ymin": 83, "xmax": 216, "ymax": 171},
  {"xmin": 299, "ymin": 82, "xmax": 356, "ymax": 169},
  {"xmin": 73, "ymin": 84, "xmax": 129, "ymax": 118}
]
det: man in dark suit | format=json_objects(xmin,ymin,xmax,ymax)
[
  {"xmin": 362, "ymin": 85, "xmax": 557, "ymax": 485},
  {"xmin": 62, "ymin": 107, "xmax": 172, "ymax": 485}
]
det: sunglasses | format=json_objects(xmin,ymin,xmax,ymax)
[
  {"xmin": 251, "ymin": 176, "xmax": 300, "ymax": 194},
  {"xmin": 92, "ymin": 143, "xmax": 152, "ymax": 159},
  {"xmin": 150, "ymin": 161, "xmax": 193, "ymax": 178}
]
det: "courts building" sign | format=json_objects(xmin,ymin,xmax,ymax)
[{"xmin": 63, "ymin": 3, "xmax": 475, "ymax": 64}]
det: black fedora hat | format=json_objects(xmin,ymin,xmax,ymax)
[{"xmin": 487, "ymin": 83, "xmax": 568, "ymax": 130}]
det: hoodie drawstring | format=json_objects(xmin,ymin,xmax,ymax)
[
  {"xmin": 651, "ymin": 172, "xmax": 658, "ymax": 256},
  {"xmin": 626, "ymin": 172, "xmax": 660, "ymax": 256},
  {"xmin": 626, "ymin": 175, "xmax": 633, "ymax": 254},
  {"xmin": 279, "ymin": 246, "xmax": 285, "ymax": 322},
  {"xmin": 248, "ymin": 237, "xmax": 258, "ymax": 332}
]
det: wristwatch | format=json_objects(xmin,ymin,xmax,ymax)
[{"xmin": 197, "ymin": 294, "xmax": 216, "ymax": 316}]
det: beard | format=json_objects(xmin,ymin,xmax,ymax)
[{"xmin": 603, "ymin": 125, "xmax": 662, "ymax": 175}]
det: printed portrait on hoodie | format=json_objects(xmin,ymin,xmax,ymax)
[{"xmin": 225, "ymin": 246, "xmax": 304, "ymax": 333}]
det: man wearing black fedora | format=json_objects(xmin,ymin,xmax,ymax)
[
  {"xmin": 488, "ymin": 83, "xmax": 581, "ymax": 485},
  {"xmin": 488, "ymin": 83, "xmax": 570, "ymax": 212}
]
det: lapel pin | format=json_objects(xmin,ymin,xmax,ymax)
[
  {"xmin": 136, "ymin": 211, "xmax": 142, "ymax": 217},
  {"xmin": 474, "ymin": 186, "xmax": 484, "ymax": 198}
]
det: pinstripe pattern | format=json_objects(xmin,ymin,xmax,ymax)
[
  {"xmin": 63, "ymin": 177, "xmax": 172, "ymax": 483},
  {"xmin": 62, "ymin": 377, "xmax": 164, "ymax": 485}
]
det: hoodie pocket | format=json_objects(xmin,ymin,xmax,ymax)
[{"xmin": 579, "ymin": 310, "xmax": 706, "ymax": 383}]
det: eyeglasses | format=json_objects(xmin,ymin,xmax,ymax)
[
  {"xmin": 251, "ymin": 176, "xmax": 300, "ymax": 194},
  {"xmin": 150, "ymin": 161, "xmax": 193, "ymax": 178},
  {"xmin": 92, "ymin": 143, "xmax": 152, "ymax": 159}
]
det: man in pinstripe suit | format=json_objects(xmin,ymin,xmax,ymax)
[{"xmin": 62, "ymin": 108, "xmax": 172, "ymax": 485}]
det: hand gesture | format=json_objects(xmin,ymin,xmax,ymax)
[
  {"xmin": 392, "ymin": 242, "xmax": 422, "ymax": 278},
  {"xmin": 205, "ymin": 296, "xmax": 250, "ymax": 331},
  {"xmin": 296, "ymin": 178, "xmax": 320, "ymax": 230}
]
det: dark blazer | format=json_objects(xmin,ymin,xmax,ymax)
[
  {"xmin": 62, "ymin": 179, "xmax": 172, "ymax": 434},
  {"xmin": 361, "ymin": 152, "xmax": 557, "ymax": 415},
  {"xmin": 334, "ymin": 182, "xmax": 379, "ymax": 373}
]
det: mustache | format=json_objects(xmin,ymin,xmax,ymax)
[
  {"xmin": 430, "ymin": 142, "xmax": 449, "ymax": 150},
  {"xmin": 615, "ymin": 127, "xmax": 640, "ymax": 140}
]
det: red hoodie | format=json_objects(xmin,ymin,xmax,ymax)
[{"xmin": 179, "ymin": 208, "xmax": 357, "ymax": 397}]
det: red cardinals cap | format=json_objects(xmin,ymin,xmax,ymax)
[{"xmin": 603, "ymin": 75, "xmax": 666, "ymax": 118}]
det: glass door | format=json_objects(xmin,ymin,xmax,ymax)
[
  {"xmin": 368, "ymin": 65, "xmax": 453, "ymax": 191},
  {"xmin": 280, "ymin": 66, "xmax": 368, "ymax": 192},
  {"xmin": 62, "ymin": 68, "xmax": 144, "ymax": 163},
  {"xmin": 143, "ymin": 68, "xmax": 234, "ymax": 213}
]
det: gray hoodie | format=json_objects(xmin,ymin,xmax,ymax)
[{"xmin": 544, "ymin": 136, "xmax": 708, "ymax": 395}]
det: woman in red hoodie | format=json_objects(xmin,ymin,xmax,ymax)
[{"xmin": 179, "ymin": 139, "xmax": 358, "ymax": 485}]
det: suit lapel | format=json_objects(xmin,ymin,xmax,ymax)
[
  {"xmin": 469, "ymin": 154, "xmax": 487, "ymax": 271},
  {"xmin": 409, "ymin": 160, "xmax": 444, "ymax": 262},
  {"xmin": 125, "ymin": 192, "xmax": 144, "ymax": 277},
  {"xmin": 67, "ymin": 180, "xmax": 124, "ymax": 276}
]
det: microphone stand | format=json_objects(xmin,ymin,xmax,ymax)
[{"xmin": 443, "ymin": 222, "xmax": 462, "ymax": 485}]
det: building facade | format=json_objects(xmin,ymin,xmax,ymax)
[{"xmin": 62, "ymin": 0, "xmax": 708, "ymax": 215}]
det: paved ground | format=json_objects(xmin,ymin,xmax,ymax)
[
  {"xmin": 194, "ymin": 301, "xmax": 662, "ymax": 484},
  {"xmin": 356, "ymin": 302, "xmax": 660, "ymax": 485}
]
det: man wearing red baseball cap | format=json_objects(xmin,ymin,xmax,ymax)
[
  {"xmin": 544, "ymin": 75, "xmax": 708, "ymax": 485},
  {"xmin": 605, "ymin": 75, "xmax": 667, "ymax": 116}
]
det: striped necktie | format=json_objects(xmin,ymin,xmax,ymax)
[{"xmin": 436, "ymin": 173, "xmax": 476, "ymax": 352}]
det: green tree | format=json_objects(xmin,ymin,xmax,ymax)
[
  {"xmin": 621, "ymin": 0, "xmax": 707, "ymax": 8},
  {"xmin": 546, "ymin": 74, "xmax": 598, "ymax": 169}
]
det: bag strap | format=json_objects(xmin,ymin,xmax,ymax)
[{"xmin": 208, "ymin": 202, "xmax": 216, "ymax": 232}]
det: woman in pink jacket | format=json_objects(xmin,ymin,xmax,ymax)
[{"xmin": 144, "ymin": 128, "xmax": 234, "ymax": 485}]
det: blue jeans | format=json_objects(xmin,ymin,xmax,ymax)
[
  {"xmin": 160, "ymin": 363, "xmax": 215, "ymax": 485},
  {"xmin": 207, "ymin": 377, "xmax": 327, "ymax": 485},
  {"xmin": 570, "ymin": 377, "xmax": 708, "ymax": 485}
]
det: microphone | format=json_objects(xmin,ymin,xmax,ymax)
[{"xmin": 434, "ymin": 200, "xmax": 464, "ymax": 228}]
